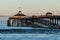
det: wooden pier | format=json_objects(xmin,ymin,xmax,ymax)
[{"xmin": 7, "ymin": 11, "xmax": 60, "ymax": 28}]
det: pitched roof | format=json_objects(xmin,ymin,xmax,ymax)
[
  {"xmin": 46, "ymin": 12, "xmax": 52, "ymax": 14},
  {"xmin": 14, "ymin": 11, "xmax": 26, "ymax": 16}
]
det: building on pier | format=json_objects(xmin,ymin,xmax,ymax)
[
  {"xmin": 7, "ymin": 10, "xmax": 32, "ymax": 27},
  {"xmin": 46, "ymin": 12, "xmax": 52, "ymax": 16}
]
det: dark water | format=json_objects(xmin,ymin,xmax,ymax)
[
  {"xmin": 0, "ymin": 33, "xmax": 60, "ymax": 40},
  {"xmin": 0, "ymin": 17, "xmax": 60, "ymax": 40}
]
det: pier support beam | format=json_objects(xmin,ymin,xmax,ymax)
[
  {"xmin": 56, "ymin": 18, "xmax": 58, "ymax": 26},
  {"xmin": 7, "ymin": 19, "xmax": 11, "ymax": 26},
  {"xmin": 25, "ymin": 19, "xmax": 28, "ymax": 26}
]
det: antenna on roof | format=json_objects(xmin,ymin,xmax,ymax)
[{"xmin": 18, "ymin": 7, "xmax": 22, "ymax": 14}]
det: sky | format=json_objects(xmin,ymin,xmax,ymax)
[{"xmin": 0, "ymin": 0, "xmax": 60, "ymax": 16}]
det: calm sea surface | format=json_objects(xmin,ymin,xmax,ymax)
[{"xmin": 0, "ymin": 17, "xmax": 60, "ymax": 40}]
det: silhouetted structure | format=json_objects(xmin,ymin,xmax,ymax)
[{"xmin": 7, "ymin": 11, "xmax": 60, "ymax": 29}]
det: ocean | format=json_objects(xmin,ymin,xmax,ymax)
[{"xmin": 0, "ymin": 17, "xmax": 60, "ymax": 40}]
